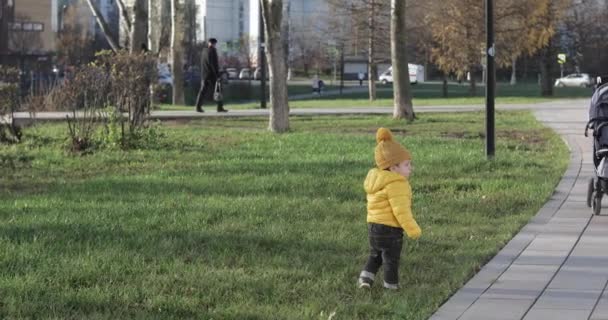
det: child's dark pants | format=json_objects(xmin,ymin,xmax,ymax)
[{"xmin": 362, "ymin": 223, "xmax": 404, "ymax": 286}]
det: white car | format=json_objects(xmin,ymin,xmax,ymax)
[
  {"xmin": 379, "ymin": 65, "xmax": 418, "ymax": 85},
  {"xmin": 239, "ymin": 68, "xmax": 251, "ymax": 79},
  {"xmin": 225, "ymin": 68, "xmax": 238, "ymax": 79},
  {"xmin": 554, "ymin": 73, "xmax": 592, "ymax": 88}
]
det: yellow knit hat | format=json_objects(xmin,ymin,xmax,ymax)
[{"xmin": 374, "ymin": 128, "xmax": 411, "ymax": 169}]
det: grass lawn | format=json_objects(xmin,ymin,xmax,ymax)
[
  {"xmin": 161, "ymin": 82, "xmax": 592, "ymax": 111},
  {"xmin": 0, "ymin": 111, "xmax": 568, "ymax": 319}
]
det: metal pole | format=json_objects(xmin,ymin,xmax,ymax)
[
  {"xmin": 259, "ymin": 5, "xmax": 267, "ymax": 109},
  {"xmin": 340, "ymin": 44, "xmax": 344, "ymax": 95},
  {"xmin": 486, "ymin": 0, "xmax": 495, "ymax": 159}
]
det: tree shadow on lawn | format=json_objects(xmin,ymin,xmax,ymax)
[{"xmin": 14, "ymin": 158, "xmax": 369, "ymax": 203}]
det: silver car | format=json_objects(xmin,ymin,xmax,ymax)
[{"xmin": 554, "ymin": 73, "xmax": 592, "ymax": 88}]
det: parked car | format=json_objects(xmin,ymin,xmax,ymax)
[
  {"xmin": 379, "ymin": 65, "xmax": 418, "ymax": 85},
  {"xmin": 554, "ymin": 73, "xmax": 592, "ymax": 88},
  {"xmin": 158, "ymin": 73, "xmax": 173, "ymax": 85},
  {"xmin": 239, "ymin": 68, "xmax": 251, "ymax": 79},
  {"xmin": 225, "ymin": 68, "xmax": 238, "ymax": 79},
  {"xmin": 253, "ymin": 67, "xmax": 269, "ymax": 80},
  {"xmin": 184, "ymin": 66, "xmax": 201, "ymax": 87}
]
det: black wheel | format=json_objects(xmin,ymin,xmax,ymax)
[
  {"xmin": 588, "ymin": 178, "xmax": 595, "ymax": 208},
  {"xmin": 593, "ymin": 193, "xmax": 603, "ymax": 215}
]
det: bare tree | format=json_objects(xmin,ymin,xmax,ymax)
[
  {"xmin": 184, "ymin": 0, "xmax": 200, "ymax": 66},
  {"xmin": 57, "ymin": 4, "xmax": 95, "ymax": 66},
  {"xmin": 290, "ymin": 28, "xmax": 323, "ymax": 77},
  {"xmin": 391, "ymin": 0, "xmax": 414, "ymax": 120},
  {"xmin": 147, "ymin": 0, "xmax": 161, "ymax": 54},
  {"xmin": 84, "ymin": 0, "xmax": 120, "ymax": 51},
  {"xmin": 129, "ymin": 0, "xmax": 148, "ymax": 53},
  {"xmin": 171, "ymin": 0, "xmax": 185, "ymax": 105},
  {"xmin": 261, "ymin": 0, "xmax": 290, "ymax": 133},
  {"xmin": 327, "ymin": 0, "xmax": 390, "ymax": 101}
]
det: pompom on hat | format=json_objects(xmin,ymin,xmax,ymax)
[{"xmin": 374, "ymin": 128, "xmax": 411, "ymax": 169}]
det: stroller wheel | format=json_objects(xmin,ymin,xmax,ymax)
[
  {"xmin": 587, "ymin": 178, "xmax": 595, "ymax": 208},
  {"xmin": 593, "ymin": 193, "xmax": 603, "ymax": 215}
]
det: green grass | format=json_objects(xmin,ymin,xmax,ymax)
[
  {"xmin": 161, "ymin": 82, "xmax": 592, "ymax": 111},
  {"xmin": 0, "ymin": 112, "xmax": 568, "ymax": 319}
]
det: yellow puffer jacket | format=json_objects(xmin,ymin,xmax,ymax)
[{"xmin": 364, "ymin": 168, "xmax": 422, "ymax": 240}]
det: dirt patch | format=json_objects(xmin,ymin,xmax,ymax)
[
  {"xmin": 440, "ymin": 131, "xmax": 484, "ymax": 139},
  {"xmin": 498, "ymin": 129, "xmax": 548, "ymax": 145}
]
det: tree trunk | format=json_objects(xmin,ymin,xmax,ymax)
[
  {"xmin": 390, "ymin": 0, "xmax": 414, "ymax": 120},
  {"xmin": 510, "ymin": 55, "xmax": 517, "ymax": 85},
  {"xmin": 129, "ymin": 0, "xmax": 147, "ymax": 53},
  {"xmin": 469, "ymin": 69, "xmax": 476, "ymax": 96},
  {"xmin": 85, "ymin": 0, "xmax": 120, "ymax": 51},
  {"xmin": 148, "ymin": 0, "xmax": 161, "ymax": 54},
  {"xmin": 261, "ymin": 0, "xmax": 290, "ymax": 133},
  {"xmin": 116, "ymin": 0, "xmax": 132, "ymax": 34},
  {"xmin": 539, "ymin": 47, "xmax": 554, "ymax": 96},
  {"xmin": 281, "ymin": 0, "xmax": 289, "ymax": 68},
  {"xmin": 171, "ymin": 0, "xmax": 185, "ymax": 105},
  {"xmin": 442, "ymin": 75, "xmax": 448, "ymax": 98},
  {"xmin": 148, "ymin": 0, "xmax": 161, "ymax": 104},
  {"xmin": 367, "ymin": 0, "xmax": 377, "ymax": 102}
]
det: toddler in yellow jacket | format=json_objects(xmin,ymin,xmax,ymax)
[{"xmin": 358, "ymin": 128, "xmax": 422, "ymax": 290}]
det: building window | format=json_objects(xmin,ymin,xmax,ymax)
[
  {"xmin": 9, "ymin": 22, "xmax": 22, "ymax": 30},
  {"xmin": 9, "ymin": 21, "xmax": 44, "ymax": 32},
  {"xmin": 238, "ymin": 1, "xmax": 244, "ymax": 36}
]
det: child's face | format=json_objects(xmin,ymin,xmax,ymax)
[{"xmin": 390, "ymin": 160, "xmax": 412, "ymax": 177}]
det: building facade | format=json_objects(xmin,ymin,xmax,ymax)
[
  {"xmin": 198, "ymin": 0, "xmax": 329, "ymax": 52},
  {"xmin": 1, "ymin": 0, "xmax": 58, "ymax": 67}
]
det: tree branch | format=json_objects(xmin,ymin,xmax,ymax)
[
  {"xmin": 116, "ymin": 0, "xmax": 132, "ymax": 32},
  {"xmin": 85, "ymin": 0, "xmax": 120, "ymax": 51}
]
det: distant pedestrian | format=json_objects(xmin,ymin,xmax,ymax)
[
  {"xmin": 357, "ymin": 128, "xmax": 422, "ymax": 290},
  {"xmin": 195, "ymin": 38, "xmax": 228, "ymax": 113},
  {"xmin": 358, "ymin": 71, "xmax": 365, "ymax": 86},
  {"xmin": 312, "ymin": 74, "xmax": 320, "ymax": 95}
]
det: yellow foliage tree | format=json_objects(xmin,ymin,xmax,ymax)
[{"xmin": 426, "ymin": 0, "xmax": 569, "ymax": 96}]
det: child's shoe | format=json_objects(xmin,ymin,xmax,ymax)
[
  {"xmin": 358, "ymin": 271, "xmax": 375, "ymax": 289},
  {"xmin": 383, "ymin": 281, "xmax": 399, "ymax": 290},
  {"xmin": 358, "ymin": 278, "xmax": 371, "ymax": 289}
]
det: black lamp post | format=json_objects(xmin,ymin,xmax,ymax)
[{"xmin": 486, "ymin": 0, "xmax": 495, "ymax": 159}]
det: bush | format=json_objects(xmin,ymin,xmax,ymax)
[
  {"xmin": 47, "ymin": 50, "xmax": 157, "ymax": 152},
  {"xmin": 97, "ymin": 50, "xmax": 156, "ymax": 148},
  {"xmin": 47, "ymin": 64, "xmax": 110, "ymax": 152}
]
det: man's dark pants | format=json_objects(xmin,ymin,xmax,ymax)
[
  {"xmin": 195, "ymin": 78, "xmax": 223, "ymax": 110},
  {"xmin": 361, "ymin": 223, "xmax": 404, "ymax": 285}
]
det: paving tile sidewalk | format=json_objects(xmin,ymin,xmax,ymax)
[{"xmin": 430, "ymin": 100, "xmax": 608, "ymax": 320}]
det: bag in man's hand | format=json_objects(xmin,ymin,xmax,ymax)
[{"xmin": 213, "ymin": 80, "xmax": 223, "ymax": 102}]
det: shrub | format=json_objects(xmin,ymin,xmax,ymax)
[
  {"xmin": 49, "ymin": 64, "xmax": 110, "ymax": 152},
  {"xmin": 97, "ymin": 50, "xmax": 156, "ymax": 148}
]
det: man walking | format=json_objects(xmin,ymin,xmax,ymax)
[{"xmin": 195, "ymin": 38, "xmax": 228, "ymax": 113}]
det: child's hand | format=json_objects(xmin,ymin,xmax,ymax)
[{"xmin": 408, "ymin": 227, "xmax": 422, "ymax": 240}]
